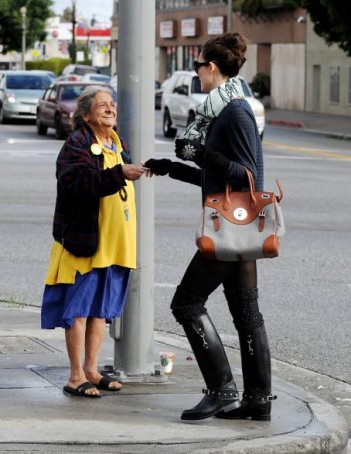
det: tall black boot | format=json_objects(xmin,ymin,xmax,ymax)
[
  {"xmin": 171, "ymin": 288, "xmax": 239, "ymax": 421},
  {"xmin": 217, "ymin": 288, "xmax": 276, "ymax": 421}
]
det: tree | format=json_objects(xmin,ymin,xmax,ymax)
[
  {"xmin": 0, "ymin": 0, "xmax": 53, "ymax": 54},
  {"xmin": 293, "ymin": 0, "xmax": 351, "ymax": 56}
]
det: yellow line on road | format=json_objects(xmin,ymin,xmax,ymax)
[{"xmin": 264, "ymin": 140, "xmax": 351, "ymax": 161}]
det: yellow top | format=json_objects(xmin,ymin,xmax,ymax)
[{"xmin": 45, "ymin": 130, "xmax": 136, "ymax": 285}]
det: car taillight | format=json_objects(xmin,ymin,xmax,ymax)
[{"xmin": 68, "ymin": 75, "xmax": 78, "ymax": 81}]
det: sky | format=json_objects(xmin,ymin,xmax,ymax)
[{"xmin": 52, "ymin": 0, "xmax": 113, "ymax": 24}]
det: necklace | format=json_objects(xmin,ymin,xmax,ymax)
[{"xmin": 119, "ymin": 187, "xmax": 129, "ymax": 220}]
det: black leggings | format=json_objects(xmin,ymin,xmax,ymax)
[{"xmin": 171, "ymin": 250, "xmax": 262, "ymax": 331}]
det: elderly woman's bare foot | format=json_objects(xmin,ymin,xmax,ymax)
[{"xmin": 85, "ymin": 371, "xmax": 122, "ymax": 391}]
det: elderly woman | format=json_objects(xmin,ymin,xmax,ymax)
[{"xmin": 41, "ymin": 86, "xmax": 145, "ymax": 398}]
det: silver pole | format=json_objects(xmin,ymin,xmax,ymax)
[
  {"xmin": 20, "ymin": 7, "xmax": 27, "ymax": 70},
  {"xmin": 112, "ymin": 0, "xmax": 158, "ymax": 379},
  {"xmin": 227, "ymin": 0, "xmax": 232, "ymax": 32}
]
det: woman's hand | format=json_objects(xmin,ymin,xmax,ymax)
[{"xmin": 122, "ymin": 164, "xmax": 145, "ymax": 181}]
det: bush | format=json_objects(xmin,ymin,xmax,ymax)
[
  {"xmin": 26, "ymin": 58, "xmax": 71, "ymax": 76},
  {"xmin": 249, "ymin": 73, "xmax": 270, "ymax": 98}
]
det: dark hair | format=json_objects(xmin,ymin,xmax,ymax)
[
  {"xmin": 201, "ymin": 32, "xmax": 247, "ymax": 77},
  {"xmin": 73, "ymin": 85, "xmax": 113, "ymax": 130}
]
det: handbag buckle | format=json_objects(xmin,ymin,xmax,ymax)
[
  {"xmin": 259, "ymin": 210, "xmax": 266, "ymax": 232},
  {"xmin": 211, "ymin": 210, "xmax": 221, "ymax": 232}
]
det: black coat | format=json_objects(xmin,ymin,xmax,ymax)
[{"xmin": 52, "ymin": 125, "xmax": 130, "ymax": 257}]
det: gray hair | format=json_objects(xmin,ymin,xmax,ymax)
[{"xmin": 73, "ymin": 85, "xmax": 114, "ymax": 130}]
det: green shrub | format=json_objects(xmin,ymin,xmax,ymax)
[
  {"xmin": 249, "ymin": 72, "xmax": 270, "ymax": 97},
  {"xmin": 26, "ymin": 58, "xmax": 71, "ymax": 75}
]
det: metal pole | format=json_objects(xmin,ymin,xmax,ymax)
[
  {"xmin": 112, "ymin": 0, "xmax": 160, "ymax": 381},
  {"xmin": 71, "ymin": 0, "xmax": 77, "ymax": 63},
  {"xmin": 20, "ymin": 7, "xmax": 27, "ymax": 70},
  {"xmin": 227, "ymin": 0, "xmax": 232, "ymax": 32}
]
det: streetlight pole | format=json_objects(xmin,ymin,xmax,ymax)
[
  {"xmin": 71, "ymin": 0, "xmax": 77, "ymax": 63},
  {"xmin": 227, "ymin": 0, "xmax": 232, "ymax": 32},
  {"xmin": 20, "ymin": 6, "xmax": 27, "ymax": 70}
]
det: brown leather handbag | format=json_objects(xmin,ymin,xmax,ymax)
[{"xmin": 196, "ymin": 167, "xmax": 285, "ymax": 261}]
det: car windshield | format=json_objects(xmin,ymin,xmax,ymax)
[
  {"xmin": 60, "ymin": 85, "xmax": 86, "ymax": 101},
  {"xmin": 6, "ymin": 75, "xmax": 51, "ymax": 90},
  {"xmin": 192, "ymin": 76, "xmax": 202, "ymax": 94}
]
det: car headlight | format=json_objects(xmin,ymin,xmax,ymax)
[{"xmin": 5, "ymin": 92, "xmax": 16, "ymax": 103}]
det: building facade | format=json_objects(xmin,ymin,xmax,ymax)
[{"xmin": 155, "ymin": 0, "xmax": 351, "ymax": 117}]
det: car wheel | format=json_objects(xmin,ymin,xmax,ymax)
[
  {"xmin": 163, "ymin": 109, "xmax": 176, "ymax": 138},
  {"xmin": 187, "ymin": 111, "xmax": 195, "ymax": 126},
  {"xmin": 0, "ymin": 104, "xmax": 6, "ymax": 124},
  {"xmin": 55, "ymin": 115, "xmax": 66, "ymax": 140},
  {"xmin": 36, "ymin": 117, "xmax": 48, "ymax": 136}
]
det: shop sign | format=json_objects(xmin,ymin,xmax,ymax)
[
  {"xmin": 207, "ymin": 16, "xmax": 224, "ymax": 35},
  {"xmin": 181, "ymin": 18, "xmax": 198, "ymax": 37},
  {"xmin": 160, "ymin": 21, "xmax": 175, "ymax": 39}
]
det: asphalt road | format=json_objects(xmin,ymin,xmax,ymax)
[{"xmin": 0, "ymin": 117, "xmax": 350, "ymax": 392}]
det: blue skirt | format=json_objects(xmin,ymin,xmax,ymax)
[{"xmin": 41, "ymin": 265, "xmax": 130, "ymax": 329}]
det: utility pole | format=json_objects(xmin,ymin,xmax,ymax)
[
  {"xmin": 227, "ymin": 0, "xmax": 232, "ymax": 32},
  {"xmin": 20, "ymin": 6, "xmax": 27, "ymax": 70},
  {"xmin": 110, "ymin": 0, "xmax": 164, "ymax": 383},
  {"xmin": 71, "ymin": 0, "xmax": 77, "ymax": 63}
]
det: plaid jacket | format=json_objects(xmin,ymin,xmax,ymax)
[{"xmin": 52, "ymin": 124, "xmax": 131, "ymax": 257}]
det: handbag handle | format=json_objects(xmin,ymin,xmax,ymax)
[{"xmin": 223, "ymin": 167, "xmax": 257, "ymax": 211}]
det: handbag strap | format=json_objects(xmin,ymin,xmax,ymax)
[{"xmin": 223, "ymin": 167, "xmax": 257, "ymax": 211}]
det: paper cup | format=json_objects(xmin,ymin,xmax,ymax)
[{"xmin": 160, "ymin": 352, "xmax": 175, "ymax": 374}]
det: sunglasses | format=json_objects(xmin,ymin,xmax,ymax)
[{"xmin": 193, "ymin": 60, "xmax": 210, "ymax": 74}]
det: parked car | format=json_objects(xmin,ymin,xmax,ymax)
[
  {"xmin": 0, "ymin": 70, "xmax": 52, "ymax": 123},
  {"xmin": 36, "ymin": 81, "xmax": 116, "ymax": 139},
  {"xmin": 110, "ymin": 74, "xmax": 118, "ymax": 92},
  {"xmin": 161, "ymin": 70, "xmax": 265, "ymax": 140},
  {"xmin": 155, "ymin": 77, "xmax": 171, "ymax": 110},
  {"xmin": 56, "ymin": 64, "xmax": 100, "ymax": 82},
  {"xmin": 81, "ymin": 73, "xmax": 111, "ymax": 83}
]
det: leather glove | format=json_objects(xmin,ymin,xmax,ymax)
[
  {"xmin": 144, "ymin": 158, "xmax": 172, "ymax": 176},
  {"xmin": 174, "ymin": 138, "xmax": 205, "ymax": 167}
]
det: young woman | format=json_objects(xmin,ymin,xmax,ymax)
[{"xmin": 144, "ymin": 32, "xmax": 275, "ymax": 421}]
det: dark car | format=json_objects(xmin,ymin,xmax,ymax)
[
  {"xmin": 36, "ymin": 81, "xmax": 116, "ymax": 139},
  {"xmin": 155, "ymin": 78, "xmax": 170, "ymax": 110}
]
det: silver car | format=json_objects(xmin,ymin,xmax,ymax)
[{"xmin": 0, "ymin": 70, "xmax": 52, "ymax": 123}]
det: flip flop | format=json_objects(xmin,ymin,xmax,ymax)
[
  {"xmin": 96, "ymin": 375, "xmax": 122, "ymax": 392},
  {"xmin": 63, "ymin": 381, "xmax": 101, "ymax": 398}
]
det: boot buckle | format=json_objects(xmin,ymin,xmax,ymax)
[{"xmin": 202, "ymin": 388, "xmax": 239, "ymax": 398}]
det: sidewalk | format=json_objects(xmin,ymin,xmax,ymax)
[
  {"xmin": 266, "ymin": 108, "xmax": 351, "ymax": 140},
  {"xmin": 0, "ymin": 305, "xmax": 349, "ymax": 454}
]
